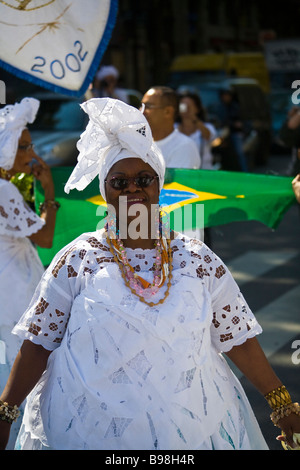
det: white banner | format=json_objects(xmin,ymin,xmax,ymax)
[
  {"xmin": 264, "ymin": 39, "xmax": 300, "ymax": 71},
  {"xmin": 0, "ymin": 0, "xmax": 118, "ymax": 96}
]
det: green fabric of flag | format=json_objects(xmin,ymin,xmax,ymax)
[
  {"xmin": 34, "ymin": 167, "xmax": 296, "ymax": 266},
  {"xmin": 163, "ymin": 168, "xmax": 296, "ymax": 232}
]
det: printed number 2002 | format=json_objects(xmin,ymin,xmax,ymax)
[{"xmin": 31, "ymin": 40, "xmax": 88, "ymax": 80}]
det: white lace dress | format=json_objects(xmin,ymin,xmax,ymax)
[
  {"xmin": 0, "ymin": 179, "xmax": 45, "ymax": 449},
  {"xmin": 13, "ymin": 230, "xmax": 268, "ymax": 450}
]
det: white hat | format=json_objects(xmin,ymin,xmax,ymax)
[
  {"xmin": 0, "ymin": 97, "xmax": 39, "ymax": 170},
  {"xmin": 96, "ymin": 65, "xmax": 119, "ymax": 81},
  {"xmin": 64, "ymin": 98, "xmax": 165, "ymax": 200}
]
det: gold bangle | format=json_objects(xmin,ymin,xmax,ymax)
[
  {"xmin": 264, "ymin": 385, "xmax": 292, "ymax": 410},
  {"xmin": 0, "ymin": 400, "xmax": 20, "ymax": 424},
  {"xmin": 270, "ymin": 402, "xmax": 300, "ymax": 427},
  {"xmin": 39, "ymin": 199, "xmax": 60, "ymax": 213}
]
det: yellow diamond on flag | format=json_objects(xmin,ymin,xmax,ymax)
[{"xmin": 160, "ymin": 182, "xmax": 227, "ymax": 213}]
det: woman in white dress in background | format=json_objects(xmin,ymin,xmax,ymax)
[
  {"xmin": 0, "ymin": 97, "xmax": 59, "ymax": 448},
  {"xmin": 177, "ymin": 92, "xmax": 217, "ymax": 170},
  {"xmin": 177, "ymin": 92, "xmax": 218, "ymax": 246},
  {"xmin": 0, "ymin": 98, "xmax": 299, "ymax": 451}
]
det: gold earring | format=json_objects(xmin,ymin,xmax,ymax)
[{"xmin": 0, "ymin": 168, "xmax": 11, "ymax": 180}]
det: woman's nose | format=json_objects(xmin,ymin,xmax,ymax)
[{"xmin": 126, "ymin": 180, "xmax": 139, "ymax": 192}]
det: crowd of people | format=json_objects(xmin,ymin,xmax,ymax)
[
  {"xmin": 107, "ymin": 65, "xmax": 300, "ymax": 205},
  {"xmin": 0, "ymin": 65, "xmax": 299, "ymax": 451}
]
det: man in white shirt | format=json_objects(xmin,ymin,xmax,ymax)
[{"xmin": 141, "ymin": 86, "xmax": 201, "ymax": 169}]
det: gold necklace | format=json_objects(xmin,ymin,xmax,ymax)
[{"xmin": 106, "ymin": 234, "xmax": 173, "ymax": 307}]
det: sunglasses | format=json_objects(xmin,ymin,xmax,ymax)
[
  {"xmin": 140, "ymin": 103, "xmax": 165, "ymax": 110},
  {"xmin": 18, "ymin": 143, "xmax": 35, "ymax": 152},
  {"xmin": 105, "ymin": 174, "xmax": 159, "ymax": 190}
]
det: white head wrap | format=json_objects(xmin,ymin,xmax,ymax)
[
  {"xmin": 64, "ymin": 98, "xmax": 165, "ymax": 201},
  {"xmin": 0, "ymin": 97, "xmax": 39, "ymax": 170},
  {"xmin": 96, "ymin": 65, "xmax": 119, "ymax": 81}
]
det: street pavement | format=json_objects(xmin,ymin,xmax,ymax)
[{"xmin": 209, "ymin": 152, "xmax": 300, "ymax": 450}]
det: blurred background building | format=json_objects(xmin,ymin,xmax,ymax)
[{"xmin": 101, "ymin": 0, "xmax": 300, "ymax": 92}]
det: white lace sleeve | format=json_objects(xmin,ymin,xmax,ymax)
[
  {"xmin": 12, "ymin": 234, "xmax": 111, "ymax": 351},
  {"xmin": 202, "ymin": 245, "xmax": 262, "ymax": 353},
  {"xmin": 184, "ymin": 238, "xmax": 262, "ymax": 353},
  {"xmin": 0, "ymin": 180, "xmax": 44, "ymax": 237}
]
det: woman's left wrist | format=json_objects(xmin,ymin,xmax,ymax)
[
  {"xmin": 43, "ymin": 188, "xmax": 55, "ymax": 200},
  {"xmin": 39, "ymin": 199, "xmax": 60, "ymax": 214},
  {"xmin": 264, "ymin": 385, "xmax": 300, "ymax": 427}
]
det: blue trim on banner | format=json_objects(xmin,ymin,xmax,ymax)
[{"xmin": 0, "ymin": 0, "xmax": 118, "ymax": 97}]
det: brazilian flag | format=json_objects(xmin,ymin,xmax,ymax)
[{"xmin": 35, "ymin": 167, "xmax": 296, "ymax": 266}]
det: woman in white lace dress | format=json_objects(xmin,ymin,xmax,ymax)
[
  {"xmin": 0, "ymin": 98, "xmax": 58, "ymax": 448},
  {"xmin": 0, "ymin": 98, "xmax": 299, "ymax": 451}
]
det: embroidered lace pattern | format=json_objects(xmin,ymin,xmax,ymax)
[
  {"xmin": 0, "ymin": 180, "xmax": 44, "ymax": 237},
  {"xmin": 14, "ymin": 231, "xmax": 260, "ymax": 353}
]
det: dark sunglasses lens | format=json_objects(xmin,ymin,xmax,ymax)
[
  {"xmin": 135, "ymin": 176, "xmax": 154, "ymax": 187},
  {"xmin": 110, "ymin": 178, "xmax": 128, "ymax": 190}
]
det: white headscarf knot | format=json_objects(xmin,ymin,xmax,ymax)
[
  {"xmin": 64, "ymin": 98, "xmax": 165, "ymax": 200},
  {"xmin": 0, "ymin": 97, "xmax": 39, "ymax": 170}
]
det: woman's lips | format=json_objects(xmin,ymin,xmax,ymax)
[
  {"xmin": 126, "ymin": 197, "xmax": 145, "ymax": 204},
  {"xmin": 119, "ymin": 196, "xmax": 146, "ymax": 206}
]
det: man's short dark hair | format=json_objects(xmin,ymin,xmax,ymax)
[{"xmin": 150, "ymin": 86, "xmax": 179, "ymax": 119}]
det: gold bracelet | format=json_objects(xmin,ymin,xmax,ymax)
[
  {"xmin": 264, "ymin": 385, "xmax": 292, "ymax": 410},
  {"xmin": 264, "ymin": 386, "xmax": 300, "ymax": 428},
  {"xmin": 0, "ymin": 400, "xmax": 20, "ymax": 424},
  {"xmin": 270, "ymin": 402, "xmax": 300, "ymax": 427},
  {"xmin": 39, "ymin": 199, "xmax": 61, "ymax": 213}
]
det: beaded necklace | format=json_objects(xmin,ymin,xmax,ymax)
[{"xmin": 105, "ymin": 228, "xmax": 173, "ymax": 307}]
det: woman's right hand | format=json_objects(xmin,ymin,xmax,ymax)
[
  {"xmin": 292, "ymin": 174, "xmax": 300, "ymax": 203},
  {"xmin": 31, "ymin": 154, "xmax": 55, "ymax": 199},
  {"xmin": 0, "ymin": 341, "xmax": 51, "ymax": 450}
]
